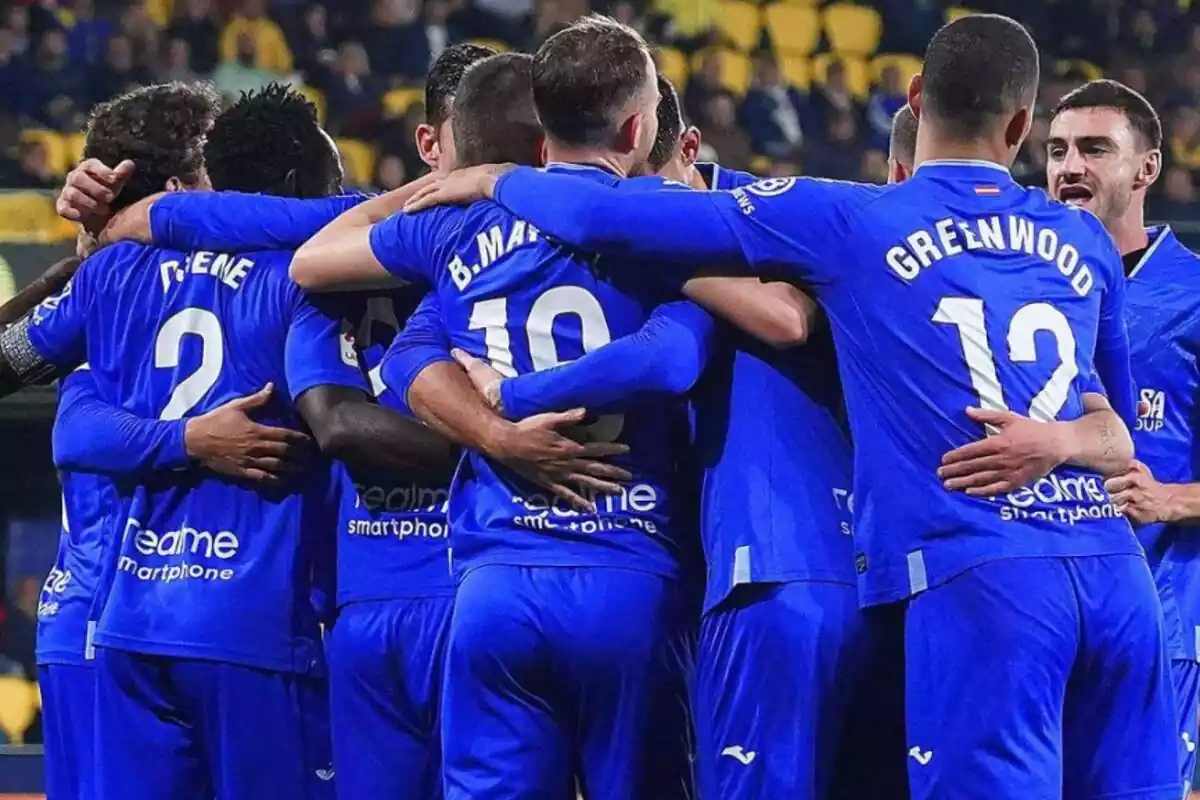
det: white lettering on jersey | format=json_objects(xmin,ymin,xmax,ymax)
[
  {"xmin": 160, "ymin": 252, "xmax": 256, "ymax": 292},
  {"xmin": 448, "ymin": 221, "xmax": 541, "ymax": 291}
]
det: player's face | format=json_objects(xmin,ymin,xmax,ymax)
[{"xmin": 1047, "ymin": 107, "xmax": 1152, "ymax": 224}]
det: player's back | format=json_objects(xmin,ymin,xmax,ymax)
[
  {"xmin": 44, "ymin": 241, "xmax": 332, "ymax": 674},
  {"xmin": 394, "ymin": 165, "xmax": 697, "ymax": 580},
  {"xmin": 783, "ymin": 162, "xmax": 1139, "ymax": 604}
]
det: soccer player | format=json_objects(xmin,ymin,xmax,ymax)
[
  {"xmin": 408, "ymin": 14, "xmax": 1180, "ymax": 798},
  {"xmin": 1046, "ymin": 78, "xmax": 1200, "ymax": 795}
]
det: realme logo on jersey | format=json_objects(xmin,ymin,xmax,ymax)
[{"xmin": 118, "ymin": 519, "xmax": 241, "ymax": 583}]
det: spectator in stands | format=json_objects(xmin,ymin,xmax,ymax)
[
  {"xmin": 119, "ymin": 2, "xmax": 161, "ymax": 66},
  {"xmin": 325, "ymin": 41, "xmax": 383, "ymax": 138},
  {"xmin": 1012, "ymin": 116, "xmax": 1049, "ymax": 189},
  {"xmin": 1119, "ymin": 7, "xmax": 1161, "ymax": 62},
  {"xmin": 91, "ymin": 34, "xmax": 154, "ymax": 109},
  {"xmin": 811, "ymin": 59, "xmax": 860, "ymax": 134},
  {"xmin": 219, "ymin": 0, "xmax": 293, "ymax": 74},
  {"xmin": 158, "ymin": 37, "xmax": 200, "ymax": 85},
  {"xmin": 27, "ymin": 28, "xmax": 88, "ymax": 131},
  {"xmin": 685, "ymin": 49, "xmax": 723, "ymax": 127},
  {"xmin": 653, "ymin": 0, "xmax": 716, "ymax": 52},
  {"xmin": 701, "ymin": 92, "xmax": 752, "ymax": 171},
  {"xmin": 460, "ymin": 0, "xmax": 531, "ymax": 46},
  {"xmin": 1169, "ymin": 106, "xmax": 1200, "ymax": 170},
  {"xmin": 0, "ymin": 27, "xmax": 28, "ymax": 116},
  {"xmin": 290, "ymin": 3, "xmax": 336, "ymax": 84},
  {"xmin": 739, "ymin": 55, "xmax": 805, "ymax": 160},
  {"xmin": 811, "ymin": 110, "xmax": 861, "ymax": 180},
  {"xmin": 0, "ymin": 140, "xmax": 58, "ymax": 190},
  {"xmin": 167, "ymin": 0, "xmax": 220, "ymax": 74},
  {"xmin": 766, "ymin": 158, "xmax": 799, "ymax": 178},
  {"xmin": 360, "ymin": 0, "xmax": 435, "ymax": 83},
  {"xmin": 213, "ymin": 31, "xmax": 280, "ymax": 102},
  {"xmin": 860, "ymin": 148, "xmax": 888, "ymax": 184},
  {"xmin": 1152, "ymin": 165, "xmax": 1198, "ymax": 219},
  {"xmin": 65, "ymin": 0, "xmax": 115, "ymax": 67},
  {"xmin": 424, "ymin": 0, "xmax": 460, "ymax": 64},
  {"xmin": 865, "ymin": 64, "xmax": 906, "ymax": 151},
  {"xmin": 2, "ymin": 578, "xmax": 38, "ymax": 681},
  {"xmin": 5, "ymin": 5, "xmax": 31, "ymax": 58},
  {"xmin": 374, "ymin": 152, "xmax": 408, "ymax": 190},
  {"xmin": 529, "ymin": 0, "xmax": 578, "ymax": 48}
]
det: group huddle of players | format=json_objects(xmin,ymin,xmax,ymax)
[{"xmin": 0, "ymin": 7, "xmax": 1195, "ymax": 800}]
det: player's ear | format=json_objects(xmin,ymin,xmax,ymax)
[
  {"xmin": 887, "ymin": 158, "xmax": 909, "ymax": 185},
  {"xmin": 680, "ymin": 126, "xmax": 702, "ymax": 167},
  {"xmin": 616, "ymin": 111, "xmax": 642, "ymax": 156},
  {"xmin": 907, "ymin": 74, "xmax": 923, "ymax": 117},
  {"xmin": 1135, "ymin": 148, "xmax": 1163, "ymax": 192},
  {"xmin": 415, "ymin": 123, "xmax": 440, "ymax": 170},
  {"xmin": 164, "ymin": 176, "xmax": 185, "ymax": 193},
  {"xmin": 1004, "ymin": 106, "xmax": 1032, "ymax": 150},
  {"xmin": 533, "ymin": 136, "xmax": 547, "ymax": 167}
]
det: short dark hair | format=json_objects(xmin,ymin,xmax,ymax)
[
  {"xmin": 83, "ymin": 82, "xmax": 220, "ymax": 211},
  {"xmin": 921, "ymin": 14, "xmax": 1039, "ymax": 139},
  {"xmin": 889, "ymin": 104, "xmax": 918, "ymax": 167},
  {"xmin": 1051, "ymin": 79, "xmax": 1163, "ymax": 150},
  {"xmin": 425, "ymin": 43, "xmax": 498, "ymax": 129},
  {"xmin": 204, "ymin": 82, "xmax": 342, "ymax": 198},
  {"xmin": 452, "ymin": 53, "xmax": 543, "ymax": 168},
  {"xmin": 533, "ymin": 14, "xmax": 654, "ymax": 146},
  {"xmin": 648, "ymin": 75, "xmax": 684, "ymax": 172}
]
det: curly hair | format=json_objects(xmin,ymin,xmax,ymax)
[
  {"xmin": 204, "ymin": 82, "xmax": 341, "ymax": 198},
  {"xmin": 83, "ymin": 82, "xmax": 221, "ymax": 212}
]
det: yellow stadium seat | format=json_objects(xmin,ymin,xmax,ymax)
[
  {"xmin": 382, "ymin": 87, "xmax": 424, "ymax": 120},
  {"xmin": 0, "ymin": 193, "xmax": 75, "ymax": 244},
  {"xmin": 781, "ymin": 55, "xmax": 811, "ymax": 89},
  {"xmin": 145, "ymin": 0, "xmax": 172, "ymax": 27},
  {"xmin": 0, "ymin": 678, "xmax": 37, "ymax": 745},
  {"xmin": 750, "ymin": 154, "xmax": 773, "ymax": 174},
  {"xmin": 945, "ymin": 6, "xmax": 975, "ymax": 23},
  {"xmin": 777, "ymin": 0, "xmax": 817, "ymax": 5},
  {"xmin": 718, "ymin": 1, "xmax": 762, "ymax": 52},
  {"xmin": 1056, "ymin": 59, "xmax": 1103, "ymax": 81},
  {"xmin": 20, "ymin": 129, "xmax": 68, "ymax": 177},
  {"xmin": 64, "ymin": 132, "xmax": 86, "ymax": 170},
  {"xmin": 296, "ymin": 84, "xmax": 326, "ymax": 126},
  {"xmin": 870, "ymin": 53, "xmax": 922, "ymax": 87},
  {"xmin": 337, "ymin": 139, "xmax": 378, "ymax": 188},
  {"xmin": 693, "ymin": 49, "xmax": 753, "ymax": 95},
  {"xmin": 823, "ymin": 3, "xmax": 882, "ymax": 57},
  {"xmin": 764, "ymin": 5, "xmax": 820, "ymax": 57},
  {"xmin": 811, "ymin": 53, "xmax": 870, "ymax": 98},
  {"xmin": 657, "ymin": 47, "xmax": 689, "ymax": 88},
  {"xmin": 466, "ymin": 38, "xmax": 511, "ymax": 53}
]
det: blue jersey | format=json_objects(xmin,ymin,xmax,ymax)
[
  {"xmin": 691, "ymin": 164, "xmax": 855, "ymax": 612},
  {"xmin": 1126, "ymin": 225, "xmax": 1200, "ymax": 662},
  {"xmin": 25, "ymin": 242, "xmax": 363, "ymax": 673},
  {"xmin": 332, "ymin": 288, "xmax": 454, "ymax": 605},
  {"xmin": 487, "ymin": 160, "xmax": 1140, "ymax": 606},
  {"xmin": 371, "ymin": 164, "xmax": 698, "ymax": 580}
]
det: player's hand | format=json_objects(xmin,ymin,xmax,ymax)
[
  {"xmin": 98, "ymin": 191, "xmax": 163, "ymax": 247},
  {"xmin": 184, "ymin": 384, "xmax": 313, "ymax": 486},
  {"xmin": 451, "ymin": 349, "xmax": 505, "ymax": 413},
  {"xmin": 402, "ymin": 163, "xmax": 516, "ymax": 213},
  {"xmin": 490, "ymin": 408, "xmax": 632, "ymax": 513},
  {"xmin": 56, "ymin": 158, "xmax": 135, "ymax": 234},
  {"xmin": 1104, "ymin": 460, "xmax": 1179, "ymax": 525},
  {"xmin": 938, "ymin": 407, "xmax": 1066, "ymax": 496}
]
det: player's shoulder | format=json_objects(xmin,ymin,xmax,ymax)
[{"xmin": 75, "ymin": 240, "xmax": 163, "ymax": 292}]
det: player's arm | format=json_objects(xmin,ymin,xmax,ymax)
[
  {"xmin": 683, "ymin": 274, "xmax": 816, "ymax": 348},
  {"xmin": 54, "ymin": 370, "xmax": 310, "ymax": 484},
  {"xmin": 286, "ymin": 291, "xmax": 458, "ymax": 476},
  {"xmin": 381, "ymin": 297, "xmax": 633, "ymax": 511},
  {"xmin": 467, "ymin": 300, "xmax": 715, "ymax": 419},
  {"xmin": 1092, "ymin": 224, "xmax": 1138, "ymax": 427},
  {"xmin": 1104, "ymin": 462, "xmax": 1200, "ymax": 527},
  {"xmin": 0, "ymin": 257, "xmax": 88, "ymax": 396},
  {"xmin": 289, "ymin": 176, "xmax": 439, "ymax": 292},
  {"xmin": 939, "ymin": 393, "xmax": 1134, "ymax": 496}
]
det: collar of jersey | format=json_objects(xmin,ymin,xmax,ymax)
[
  {"xmin": 544, "ymin": 161, "xmax": 623, "ymax": 181},
  {"xmin": 1127, "ymin": 225, "xmax": 1175, "ymax": 280},
  {"xmin": 915, "ymin": 158, "xmax": 1014, "ymax": 178}
]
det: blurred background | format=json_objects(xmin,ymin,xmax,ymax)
[{"xmin": 0, "ymin": 0, "xmax": 1196, "ymax": 792}]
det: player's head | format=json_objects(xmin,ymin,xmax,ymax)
[
  {"xmin": 532, "ymin": 14, "xmax": 659, "ymax": 173},
  {"xmin": 888, "ymin": 104, "xmax": 917, "ymax": 184},
  {"xmin": 417, "ymin": 42, "xmax": 497, "ymax": 173},
  {"xmin": 638, "ymin": 74, "xmax": 702, "ymax": 182},
  {"xmin": 203, "ymin": 82, "xmax": 343, "ymax": 198},
  {"xmin": 911, "ymin": 14, "xmax": 1039, "ymax": 162},
  {"xmin": 1047, "ymin": 79, "xmax": 1162, "ymax": 228},
  {"xmin": 83, "ymin": 81, "xmax": 220, "ymax": 211},
  {"xmin": 452, "ymin": 53, "xmax": 543, "ymax": 168}
]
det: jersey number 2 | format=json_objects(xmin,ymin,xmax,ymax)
[
  {"xmin": 934, "ymin": 297, "xmax": 1079, "ymax": 422},
  {"xmin": 155, "ymin": 308, "xmax": 224, "ymax": 420}
]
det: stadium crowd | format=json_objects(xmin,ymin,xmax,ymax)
[
  {"xmin": 1, "ymin": 0, "xmax": 1200, "ymax": 214},
  {"xmin": 2, "ymin": 0, "xmax": 1200, "ymax": 799}
]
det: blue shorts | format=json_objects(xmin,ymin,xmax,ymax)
[
  {"xmin": 903, "ymin": 555, "xmax": 1178, "ymax": 800},
  {"xmin": 327, "ymin": 597, "xmax": 454, "ymax": 799},
  {"xmin": 39, "ymin": 663, "xmax": 95, "ymax": 800},
  {"xmin": 1172, "ymin": 660, "xmax": 1200, "ymax": 796},
  {"xmin": 93, "ymin": 648, "xmax": 334, "ymax": 800},
  {"xmin": 694, "ymin": 581, "xmax": 907, "ymax": 800},
  {"xmin": 442, "ymin": 565, "xmax": 695, "ymax": 800}
]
